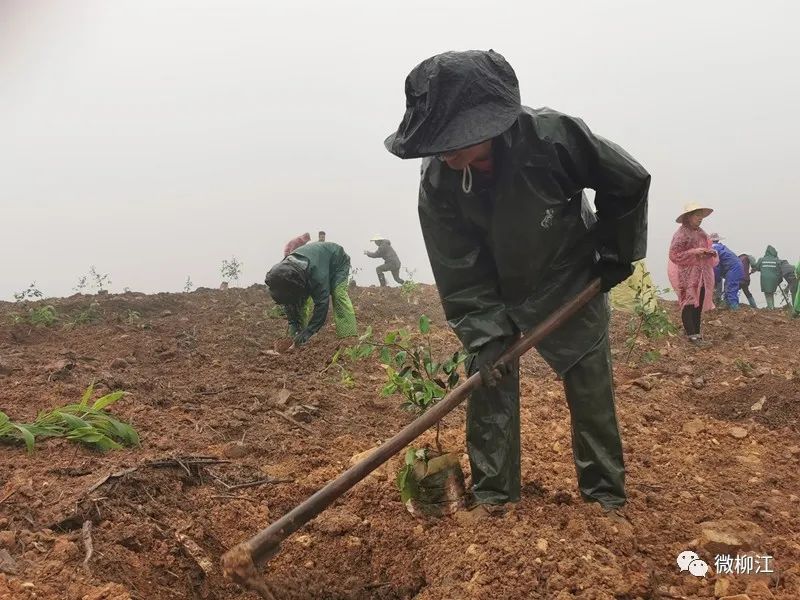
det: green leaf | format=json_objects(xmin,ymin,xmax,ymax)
[
  {"xmin": 419, "ymin": 315, "xmax": 430, "ymax": 334},
  {"xmin": 13, "ymin": 424, "xmax": 35, "ymax": 453},
  {"xmin": 448, "ymin": 371, "xmax": 460, "ymax": 389},
  {"xmin": 80, "ymin": 382, "xmax": 95, "ymax": 407},
  {"xmin": 404, "ymin": 447, "xmax": 417, "ymax": 466},
  {"xmin": 379, "ymin": 347, "xmax": 391, "ymax": 365},
  {"xmin": 91, "ymin": 391, "xmax": 126, "ymax": 411},
  {"xmin": 396, "ymin": 464, "xmax": 418, "ymax": 503},
  {"xmin": 384, "ymin": 331, "xmax": 398, "ymax": 345},
  {"xmin": 381, "ymin": 382, "xmax": 398, "ymax": 397},
  {"xmin": 58, "ymin": 412, "xmax": 90, "ymax": 431},
  {"xmin": 105, "ymin": 418, "xmax": 140, "ymax": 446}
]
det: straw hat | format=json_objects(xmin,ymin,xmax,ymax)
[
  {"xmin": 370, "ymin": 235, "xmax": 386, "ymax": 242},
  {"xmin": 676, "ymin": 202, "xmax": 713, "ymax": 223}
]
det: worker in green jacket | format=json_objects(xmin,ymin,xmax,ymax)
[
  {"xmin": 754, "ymin": 245, "xmax": 782, "ymax": 309},
  {"xmin": 794, "ymin": 260, "xmax": 800, "ymax": 317},
  {"xmin": 385, "ymin": 50, "xmax": 650, "ymax": 517},
  {"xmin": 264, "ymin": 242, "xmax": 357, "ymax": 345}
]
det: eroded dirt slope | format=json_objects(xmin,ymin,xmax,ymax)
[{"xmin": 1, "ymin": 286, "xmax": 799, "ymax": 600}]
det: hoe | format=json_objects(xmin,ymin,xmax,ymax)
[{"xmin": 222, "ymin": 280, "xmax": 601, "ymax": 598}]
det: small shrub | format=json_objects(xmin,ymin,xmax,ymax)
[
  {"xmin": 400, "ymin": 269, "xmax": 419, "ymax": 302},
  {"xmin": 13, "ymin": 282, "xmax": 43, "ymax": 303},
  {"xmin": 70, "ymin": 302, "xmax": 102, "ymax": 326},
  {"xmin": 341, "ymin": 315, "xmax": 466, "ymax": 452},
  {"xmin": 624, "ymin": 277, "xmax": 677, "ymax": 365},
  {"xmin": 0, "ymin": 383, "xmax": 139, "ymax": 453},
  {"xmin": 221, "ymin": 257, "xmax": 242, "ymax": 284},
  {"xmin": 29, "ymin": 305, "xmax": 58, "ymax": 327},
  {"xmin": 89, "ymin": 266, "xmax": 111, "ymax": 293}
]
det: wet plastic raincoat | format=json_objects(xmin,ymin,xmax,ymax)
[
  {"xmin": 386, "ymin": 50, "xmax": 650, "ymax": 509},
  {"xmin": 668, "ymin": 225, "xmax": 718, "ymax": 311},
  {"xmin": 712, "ymin": 242, "xmax": 744, "ymax": 308},
  {"xmin": 779, "ymin": 260, "xmax": 798, "ymax": 304},
  {"xmin": 755, "ymin": 246, "xmax": 781, "ymax": 294},
  {"xmin": 265, "ymin": 242, "xmax": 356, "ymax": 343}
]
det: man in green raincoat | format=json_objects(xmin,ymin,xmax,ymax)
[
  {"xmin": 754, "ymin": 246, "xmax": 781, "ymax": 309},
  {"xmin": 794, "ymin": 260, "xmax": 800, "ymax": 317},
  {"xmin": 264, "ymin": 241, "xmax": 357, "ymax": 345},
  {"xmin": 385, "ymin": 50, "xmax": 650, "ymax": 515}
]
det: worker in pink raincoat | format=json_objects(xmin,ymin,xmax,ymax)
[
  {"xmin": 283, "ymin": 232, "xmax": 311, "ymax": 257},
  {"xmin": 668, "ymin": 203, "xmax": 719, "ymax": 347}
]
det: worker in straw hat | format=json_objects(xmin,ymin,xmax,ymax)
[
  {"xmin": 364, "ymin": 236, "xmax": 405, "ymax": 286},
  {"xmin": 709, "ymin": 232, "xmax": 744, "ymax": 310},
  {"xmin": 384, "ymin": 49, "xmax": 650, "ymax": 519},
  {"xmin": 668, "ymin": 202, "xmax": 718, "ymax": 346}
]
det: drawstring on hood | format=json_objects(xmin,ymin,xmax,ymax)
[{"xmin": 462, "ymin": 164, "xmax": 473, "ymax": 194}]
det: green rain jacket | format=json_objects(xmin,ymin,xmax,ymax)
[
  {"xmin": 285, "ymin": 242, "xmax": 351, "ymax": 338},
  {"xmin": 795, "ymin": 260, "xmax": 800, "ymax": 314},
  {"xmin": 419, "ymin": 108, "xmax": 650, "ymax": 373},
  {"xmin": 755, "ymin": 245, "xmax": 781, "ymax": 294}
]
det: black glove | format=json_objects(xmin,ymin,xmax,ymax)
[
  {"xmin": 294, "ymin": 330, "xmax": 311, "ymax": 346},
  {"xmin": 594, "ymin": 260, "xmax": 634, "ymax": 293},
  {"xmin": 476, "ymin": 339, "xmax": 514, "ymax": 388}
]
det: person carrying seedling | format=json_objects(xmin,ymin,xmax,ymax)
[
  {"xmin": 264, "ymin": 241, "xmax": 357, "ymax": 346},
  {"xmin": 754, "ymin": 245, "xmax": 782, "ymax": 309},
  {"xmin": 384, "ymin": 50, "xmax": 650, "ymax": 519},
  {"xmin": 364, "ymin": 236, "xmax": 405, "ymax": 286},
  {"xmin": 709, "ymin": 233, "xmax": 744, "ymax": 310},
  {"xmin": 738, "ymin": 253, "xmax": 758, "ymax": 308}
]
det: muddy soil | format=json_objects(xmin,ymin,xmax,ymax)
[{"xmin": 1, "ymin": 286, "xmax": 799, "ymax": 599}]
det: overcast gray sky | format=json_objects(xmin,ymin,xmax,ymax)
[{"xmin": 2, "ymin": 0, "xmax": 798, "ymax": 302}]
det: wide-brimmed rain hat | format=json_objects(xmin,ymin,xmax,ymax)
[
  {"xmin": 384, "ymin": 50, "xmax": 522, "ymax": 159},
  {"xmin": 676, "ymin": 202, "xmax": 713, "ymax": 223}
]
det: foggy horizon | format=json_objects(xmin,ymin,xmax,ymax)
[{"xmin": 2, "ymin": 1, "xmax": 798, "ymax": 305}]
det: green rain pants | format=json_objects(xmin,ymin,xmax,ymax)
[
  {"xmin": 297, "ymin": 282, "xmax": 357, "ymax": 338},
  {"xmin": 465, "ymin": 333, "xmax": 625, "ymax": 508},
  {"xmin": 795, "ymin": 281, "xmax": 800, "ymax": 316}
]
